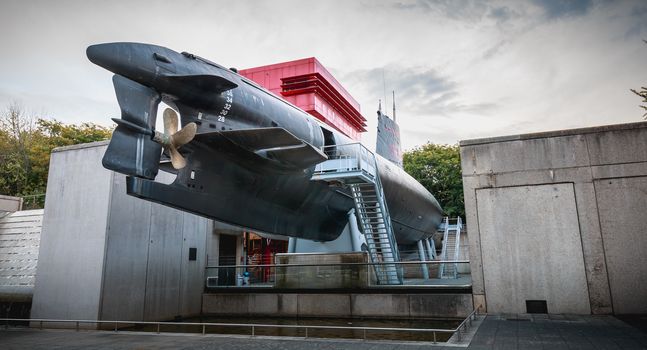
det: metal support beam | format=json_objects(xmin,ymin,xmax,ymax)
[
  {"xmin": 348, "ymin": 209, "xmax": 364, "ymax": 252},
  {"xmin": 425, "ymin": 238, "xmax": 436, "ymax": 260},
  {"xmin": 417, "ymin": 239, "xmax": 430, "ymax": 280}
]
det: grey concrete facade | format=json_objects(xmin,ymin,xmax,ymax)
[
  {"xmin": 0, "ymin": 195, "xmax": 23, "ymax": 213},
  {"xmin": 0, "ymin": 209, "xmax": 43, "ymax": 302},
  {"xmin": 31, "ymin": 141, "xmax": 212, "ymax": 325},
  {"xmin": 460, "ymin": 121, "xmax": 647, "ymax": 315},
  {"xmin": 274, "ymin": 252, "xmax": 370, "ymax": 289},
  {"xmin": 202, "ymin": 292, "xmax": 473, "ymax": 318},
  {"xmin": 31, "ymin": 143, "xmax": 113, "ymax": 322}
]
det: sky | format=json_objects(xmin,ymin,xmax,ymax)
[{"xmin": 0, "ymin": 0, "xmax": 646, "ymax": 150}]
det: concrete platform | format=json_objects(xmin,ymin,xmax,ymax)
[
  {"xmin": 403, "ymin": 275, "xmax": 472, "ymax": 287},
  {"xmin": 2, "ymin": 314, "xmax": 646, "ymax": 349},
  {"xmin": 202, "ymin": 292, "xmax": 474, "ymax": 318}
]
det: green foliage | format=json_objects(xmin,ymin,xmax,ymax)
[
  {"xmin": 0, "ymin": 103, "xmax": 112, "ymax": 208},
  {"xmin": 403, "ymin": 143, "xmax": 464, "ymax": 219},
  {"xmin": 631, "ymin": 40, "xmax": 647, "ymax": 120},
  {"xmin": 631, "ymin": 87, "xmax": 647, "ymax": 120}
]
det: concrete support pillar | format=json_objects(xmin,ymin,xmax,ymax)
[
  {"xmin": 287, "ymin": 237, "xmax": 296, "ymax": 253},
  {"xmin": 417, "ymin": 240, "xmax": 430, "ymax": 280},
  {"xmin": 347, "ymin": 209, "xmax": 364, "ymax": 252}
]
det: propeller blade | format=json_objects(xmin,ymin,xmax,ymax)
[
  {"xmin": 168, "ymin": 143, "xmax": 187, "ymax": 169},
  {"xmin": 163, "ymin": 108, "xmax": 179, "ymax": 135},
  {"xmin": 172, "ymin": 122, "xmax": 197, "ymax": 148},
  {"xmin": 155, "ymin": 109, "xmax": 194, "ymax": 169}
]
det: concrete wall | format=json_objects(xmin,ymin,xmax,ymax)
[
  {"xmin": 0, "ymin": 209, "xmax": 43, "ymax": 302},
  {"xmin": 203, "ymin": 292, "xmax": 472, "ymax": 318},
  {"xmin": 32, "ymin": 143, "xmax": 113, "ymax": 321},
  {"xmin": 274, "ymin": 253, "xmax": 369, "ymax": 289},
  {"xmin": 594, "ymin": 176, "xmax": 647, "ymax": 314},
  {"xmin": 461, "ymin": 121, "xmax": 647, "ymax": 315},
  {"xmin": 99, "ymin": 172, "xmax": 152, "ymax": 321},
  {"xmin": 32, "ymin": 141, "xmax": 211, "ymax": 324},
  {"xmin": 100, "ymin": 173, "xmax": 209, "ymax": 321},
  {"xmin": 0, "ymin": 195, "xmax": 23, "ymax": 212},
  {"xmin": 476, "ymin": 184, "xmax": 590, "ymax": 314}
]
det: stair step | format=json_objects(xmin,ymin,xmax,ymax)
[{"xmin": 348, "ymin": 168, "xmax": 402, "ymax": 285}]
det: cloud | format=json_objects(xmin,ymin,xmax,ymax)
[
  {"xmin": 482, "ymin": 39, "xmax": 510, "ymax": 59},
  {"xmin": 488, "ymin": 6, "xmax": 520, "ymax": 22},
  {"xmin": 393, "ymin": 0, "xmax": 490, "ymax": 21},
  {"xmin": 338, "ymin": 64, "xmax": 502, "ymax": 148},
  {"xmin": 392, "ymin": 0, "xmax": 599, "ymax": 25},
  {"xmin": 340, "ymin": 65, "xmax": 497, "ymax": 118},
  {"xmin": 0, "ymin": 0, "xmax": 644, "ymax": 150},
  {"xmin": 392, "ymin": 0, "xmax": 536, "ymax": 25},
  {"xmin": 623, "ymin": 4, "xmax": 647, "ymax": 39},
  {"xmin": 531, "ymin": 0, "xmax": 594, "ymax": 19},
  {"xmin": 0, "ymin": 88, "xmax": 118, "ymax": 127}
]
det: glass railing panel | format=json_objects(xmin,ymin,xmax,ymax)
[{"xmin": 205, "ymin": 261, "xmax": 471, "ymax": 289}]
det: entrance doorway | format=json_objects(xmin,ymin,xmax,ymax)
[{"xmin": 218, "ymin": 234, "xmax": 237, "ymax": 286}]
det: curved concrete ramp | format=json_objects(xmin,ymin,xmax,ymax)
[{"xmin": 0, "ymin": 209, "xmax": 43, "ymax": 302}]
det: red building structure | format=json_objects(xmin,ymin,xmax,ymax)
[
  {"xmin": 239, "ymin": 57, "xmax": 367, "ymax": 140},
  {"xmin": 238, "ymin": 58, "xmax": 367, "ymax": 276}
]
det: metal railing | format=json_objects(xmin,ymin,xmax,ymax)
[
  {"xmin": 205, "ymin": 260, "xmax": 471, "ymax": 288},
  {"xmin": 312, "ymin": 143, "xmax": 401, "ymax": 284},
  {"xmin": 18, "ymin": 193, "xmax": 45, "ymax": 210},
  {"xmin": 1, "ymin": 309, "xmax": 479, "ymax": 344},
  {"xmin": 313, "ymin": 143, "xmax": 376, "ymax": 179}
]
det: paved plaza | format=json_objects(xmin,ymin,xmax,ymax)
[{"xmin": 2, "ymin": 314, "xmax": 646, "ymax": 349}]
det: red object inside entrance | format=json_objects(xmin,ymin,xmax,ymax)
[{"xmin": 239, "ymin": 58, "xmax": 367, "ymax": 140}]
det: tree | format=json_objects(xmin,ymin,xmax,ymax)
[
  {"xmin": 0, "ymin": 103, "xmax": 35, "ymax": 198},
  {"xmin": 631, "ymin": 40, "xmax": 647, "ymax": 120},
  {"xmin": 631, "ymin": 87, "xmax": 647, "ymax": 120},
  {"xmin": 0, "ymin": 103, "xmax": 113, "ymax": 208},
  {"xmin": 403, "ymin": 143, "xmax": 464, "ymax": 219}
]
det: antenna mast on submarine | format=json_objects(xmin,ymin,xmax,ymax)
[
  {"xmin": 382, "ymin": 69, "xmax": 387, "ymax": 113},
  {"xmin": 392, "ymin": 91, "xmax": 396, "ymax": 123}
]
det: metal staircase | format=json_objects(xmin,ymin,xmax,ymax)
[
  {"xmin": 311, "ymin": 143, "xmax": 401, "ymax": 285},
  {"xmin": 438, "ymin": 217, "xmax": 463, "ymax": 279}
]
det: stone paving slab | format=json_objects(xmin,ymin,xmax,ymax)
[
  {"xmin": 0, "ymin": 329, "xmax": 452, "ymax": 350},
  {"xmin": 468, "ymin": 314, "xmax": 647, "ymax": 349},
  {"xmin": 1, "ymin": 314, "xmax": 646, "ymax": 349}
]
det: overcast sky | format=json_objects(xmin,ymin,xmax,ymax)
[{"xmin": 1, "ymin": 0, "xmax": 646, "ymax": 150}]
